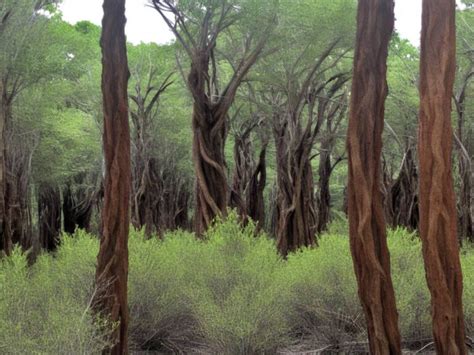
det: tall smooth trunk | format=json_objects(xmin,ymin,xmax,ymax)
[
  {"xmin": 418, "ymin": 0, "xmax": 466, "ymax": 353},
  {"xmin": 93, "ymin": 0, "xmax": 131, "ymax": 353},
  {"xmin": 346, "ymin": 0, "xmax": 401, "ymax": 353}
]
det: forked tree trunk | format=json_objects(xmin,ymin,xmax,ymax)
[
  {"xmin": 418, "ymin": 0, "xmax": 466, "ymax": 353},
  {"xmin": 346, "ymin": 0, "xmax": 401, "ymax": 353},
  {"xmin": 93, "ymin": 0, "xmax": 131, "ymax": 353}
]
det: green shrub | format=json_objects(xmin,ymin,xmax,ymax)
[
  {"xmin": 283, "ymin": 233, "xmax": 364, "ymax": 350},
  {"xmin": 0, "ymin": 234, "xmax": 110, "ymax": 354},
  {"xmin": 0, "ymin": 217, "xmax": 473, "ymax": 354},
  {"xmin": 127, "ymin": 229, "xmax": 201, "ymax": 352},
  {"xmin": 388, "ymin": 228, "xmax": 431, "ymax": 343},
  {"xmin": 189, "ymin": 214, "xmax": 290, "ymax": 354}
]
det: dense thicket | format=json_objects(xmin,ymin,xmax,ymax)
[{"xmin": 0, "ymin": 218, "xmax": 473, "ymax": 353}]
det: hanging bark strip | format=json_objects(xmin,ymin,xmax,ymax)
[
  {"xmin": 346, "ymin": 0, "xmax": 401, "ymax": 353},
  {"xmin": 418, "ymin": 0, "xmax": 467, "ymax": 353},
  {"xmin": 93, "ymin": 0, "xmax": 131, "ymax": 353}
]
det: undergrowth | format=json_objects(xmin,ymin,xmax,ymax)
[{"xmin": 0, "ymin": 213, "xmax": 473, "ymax": 353}]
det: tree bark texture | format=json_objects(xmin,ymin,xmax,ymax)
[
  {"xmin": 273, "ymin": 111, "xmax": 317, "ymax": 256},
  {"xmin": 346, "ymin": 0, "xmax": 402, "ymax": 353},
  {"xmin": 418, "ymin": 0, "xmax": 467, "ymax": 353},
  {"xmin": 230, "ymin": 120, "xmax": 267, "ymax": 229},
  {"xmin": 93, "ymin": 0, "xmax": 131, "ymax": 353},
  {"xmin": 190, "ymin": 52, "xmax": 229, "ymax": 235}
]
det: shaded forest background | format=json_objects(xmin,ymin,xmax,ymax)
[{"xmin": 0, "ymin": 0, "xmax": 472, "ymax": 254}]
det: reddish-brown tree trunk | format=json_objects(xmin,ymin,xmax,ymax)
[
  {"xmin": 418, "ymin": 0, "xmax": 467, "ymax": 353},
  {"xmin": 346, "ymin": 0, "xmax": 401, "ymax": 353},
  {"xmin": 93, "ymin": 0, "xmax": 131, "ymax": 353}
]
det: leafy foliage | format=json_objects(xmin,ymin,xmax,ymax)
[{"xmin": 1, "ymin": 217, "xmax": 473, "ymax": 353}]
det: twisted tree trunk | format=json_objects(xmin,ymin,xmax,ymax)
[
  {"xmin": 274, "ymin": 113, "xmax": 317, "ymax": 256},
  {"xmin": 190, "ymin": 52, "xmax": 229, "ymax": 235},
  {"xmin": 230, "ymin": 120, "xmax": 267, "ymax": 229},
  {"xmin": 346, "ymin": 0, "xmax": 401, "ymax": 353},
  {"xmin": 418, "ymin": 0, "xmax": 466, "ymax": 353},
  {"xmin": 93, "ymin": 0, "xmax": 131, "ymax": 353}
]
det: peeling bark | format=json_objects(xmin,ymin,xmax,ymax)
[
  {"xmin": 418, "ymin": 0, "xmax": 467, "ymax": 353},
  {"xmin": 93, "ymin": 0, "xmax": 131, "ymax": 353},
  {"xmin": 346, "ymin": 0, "xmax": 401, "ymax": 353}
]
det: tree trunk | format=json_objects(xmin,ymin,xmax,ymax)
[
  {"xmin": 316, "ymin": 143, "xmax": 331, "ymax": 233},
  {"xmin": 230, "ymin": 123, "xmax": 267, "ymax": 229},
  {"xmin": 0, "ymin": 95, "xmax": 8, "ymax": 253},
  {"xmin": 390, "ymin": 146, "xmax": 419, "ymax": 230},
  {"xmin": 246, "ymin": 147, "xmax": 266, "ymax": 230},
  {"xmin": 418, "ymin": 0, "xmax": 467, "ymax": 353},
  {"xmin": 38, "ymin": 183, "xmax": 61, "ymax": 251},
  {"xmin": 346, "ymin": 0, "xmax": 401, "ymax": 353},
  {"xmin": 93, "ymin": 0, "xmax": 131, "ymax": 353},
  {"xmin": 274, "ymin": 115, "xmax": 317, "ymax": 256},
  {"xmin": 190, "ymin": 53, "xmax": 228, "ymax": 235}
]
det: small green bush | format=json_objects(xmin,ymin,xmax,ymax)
[
  {"xmin": 0, "ymin": 234, "xmax": 110, "ymax": 354},
  {"xmin": 282, "ymin": 232, "xmax": 364, "ymax": 350},
  {"xmin": 189, "ymin": 214, "xmax": 290, "ymax": 354}
]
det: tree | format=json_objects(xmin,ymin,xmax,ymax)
[
  {"xmin": 229, "ymin": 108, "xmax": 268, "ymax": 228},
  {"xmin": 151, "ymin": 0, "xmax": 275, "ymax": 235},
  {"xmin": 418, "ymin": 0, "xmax": 467, "ymax": 353},
  {"xmin": 346, "ymin": 0, "xmax": 401, "ymax": 353},
  {"xmin": 0, "ymin": 0, "xmax": 67, "ymax": 253},
  {"xmin": 454, "ymin": 5, "xmax": 473, "ymax": 242},
  {"xmin": 93, "ymin": 0, "xmax": 131, "ymax": 352}
]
